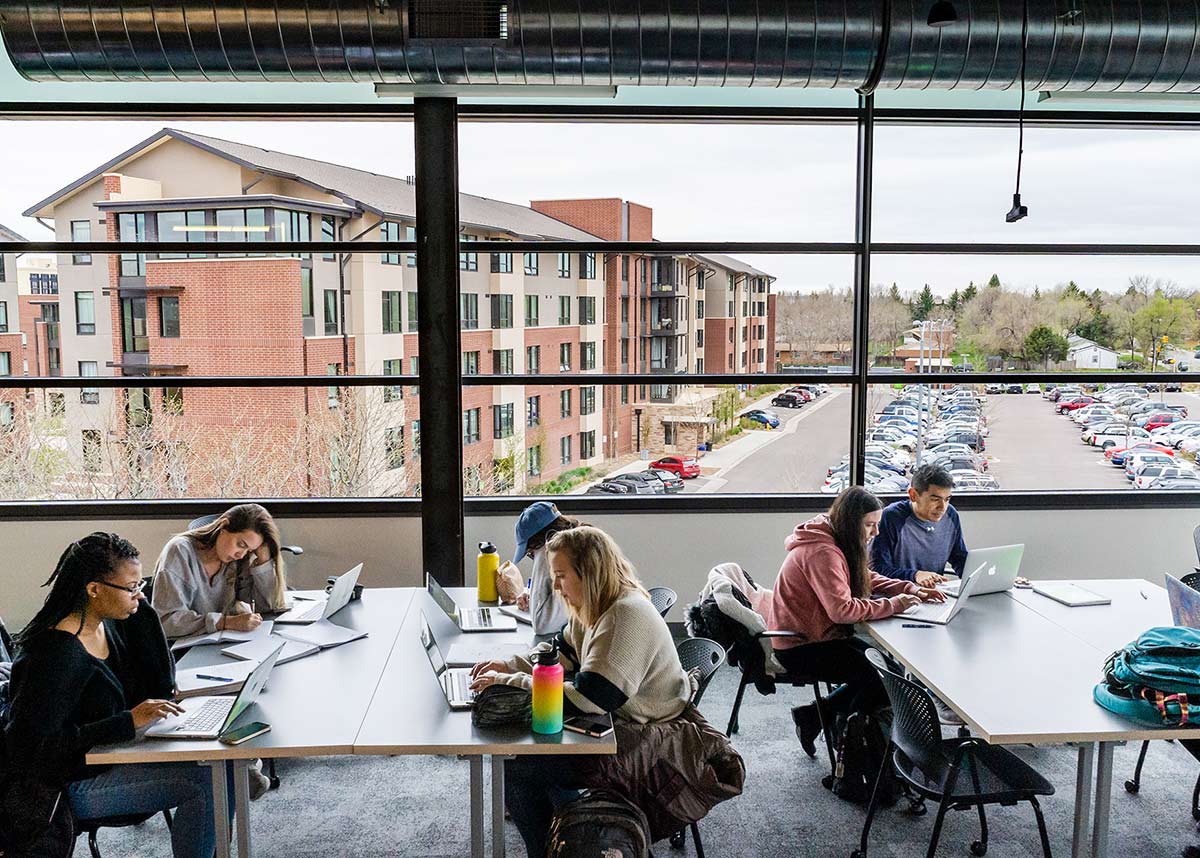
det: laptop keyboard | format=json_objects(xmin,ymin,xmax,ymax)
[
  {"xmin": 445, "ymin": 670, "xmax": 476, "ymax": 703},
  {"xmin": 465, "ymin": 608, "xmax": 493, "ymax": 627},
  {"xmin": 294, "ymin": 601, "xmax": 326, "ymax": 621},
  {"xmin": 177, "ymin": 698, "xmax": 231, "ymax": 733}
]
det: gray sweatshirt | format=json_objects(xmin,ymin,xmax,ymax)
[
  {"xmin": 150, "ymin": 535, "xmax": 283, "ymax": 638},
  {"xmin": 528, "ymin": 548, "xmax": 569, "ymax": 637}
]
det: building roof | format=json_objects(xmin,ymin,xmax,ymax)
[
  {"xmin": 0, "ymin": 223, "xmax": 27, "ymax": 242},
  {"xmin": 24, "ymin": 128, "xmax": 599, "ymax": 241},
  {"xmin": 693, "ymin": 252, "xmax": 773, "ymax": 280}
]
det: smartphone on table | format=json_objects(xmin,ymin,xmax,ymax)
[
  {"xmin": 219, "ymin": 721, "xmax": 271, "ymax": 745},
  {"xmin": 562, "ymin": 714, "xmax": 614, "ymax": 738}
]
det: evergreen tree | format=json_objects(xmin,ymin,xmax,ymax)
[
  {"xmin": 888, "ymin": 282, "xmax": 901, "ymax": 302},
  {"xmin": 987, "ymin": 274, "xmax": 1002, "ymax": 289},
  {"xmin": 912, "ymin": 284, "xmax": 935, "ymax": 321},
  {"xmin": 948, "ymin": 289, "xmax": 961, "ymax": 311},
  {"xmin": 1075, "ymin": 310, "xmax": 1116, "ymax": 349},
  {"xmin": 962, "ymin": 282, "xmax": 978, "ymax": 303},
  {"xmin": 1022, "ymin": 325, "xmax": 1070, "ymax": 369},
  {"xmin": 1033, "ymin": 286, "xmax": 1042, "ymax": 301}
]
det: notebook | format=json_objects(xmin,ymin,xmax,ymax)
[
  {"xmin": 222, "ymin": 633, "xmax": 319, "ymax": 665},
  {"xmin": 445, "ymin": 640, "xmax": 534, "ymax": 669},
  {"xmin": 170, "ymin": 620, "xmax": 275, "ymax": 653},
  {"xmin": 498, "ymin": 605, "xmax": 532, "ymax": 625},
  {"xmin": 175, "ymin": 660, "xmax": 262, "ymax": 699}
]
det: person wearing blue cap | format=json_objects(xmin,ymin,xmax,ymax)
[{"xmin": 511, "ymin": 501, "xmax": 580, "ymax": 638}]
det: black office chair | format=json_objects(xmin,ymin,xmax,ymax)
[
  {"xmin": 77, "ymin": 810, "xmax": 172, "ymax": 858},
  {"xmin": 1124, "ymin": 569, "xmax": 1200, "ymax": 817},
  {"xmin": 187, "ymin": 514, "xmax": 304, "ymax": 556},
  {"xmin": 852, "ymin": 650, "xmax": 1054, "ymax": 858},
  {"xmin": 667, "ymin": 637, "xmax": 725, "ymax": 858},
  {"xmin": 649, "ymin": 587, "xmax": 678, "ymax": 619}
]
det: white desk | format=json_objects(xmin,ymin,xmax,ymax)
[{"xmin": 866, "ymin": 580, "xmax": 1200, "ymax": 858}]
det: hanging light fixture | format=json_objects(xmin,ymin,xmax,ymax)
[
  {"xmin": 927, "ymin": 1, "xmax": 958, "ymax": 27},
  {"xmin": 1006, "ymin": 0, "xmax": 1030, "ymax": 223}
]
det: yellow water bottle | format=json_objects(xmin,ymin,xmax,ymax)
[{"xmin": 477, "ymin": 541, "xmax": 499, "ymax": 602}]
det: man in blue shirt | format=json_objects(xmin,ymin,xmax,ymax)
[{"xmin": 872, "ymin": 464, "xmax": 969, "ymax": 588}]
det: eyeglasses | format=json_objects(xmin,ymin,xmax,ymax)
[{"xmin": 97, "ymin": 579, "xmax": 147, "ymax": 596}]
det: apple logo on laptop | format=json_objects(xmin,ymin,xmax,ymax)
[{"xmin": 986, "ymin": 565, "xmax": 997, "ymax": 577}]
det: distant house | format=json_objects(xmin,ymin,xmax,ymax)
[
  {"xmin": 775, "ymin": 341, "xmax": 851, "ymax": 366},
  {"xmin": 893, "ymin": 323, "xmax": 956, "ymax": 372},
  {"xmin": 1067, "ymin": 335, "xmax": 1119, "ymax": 370}
]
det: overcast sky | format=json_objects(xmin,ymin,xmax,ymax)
[{"xmin": 3, "ymin": 118, "xmax": 1199, "ymax": 298}]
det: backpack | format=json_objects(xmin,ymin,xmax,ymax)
[
  {"xmin": 1094, "ymin": 626, "xmax": 1200, "ymax": 727},
  {"xmin": 822, "ymin": 710, "xmax": 900, "ymax": 806},
  {"xmin": 546, "ymin": 789, "xmax": 650, "ymax": 858}
]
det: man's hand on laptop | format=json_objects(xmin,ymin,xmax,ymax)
[
  {"xmin": 915, "ymin": 571, "xmax": 946, "ymax": 588},
  {"xmin": 916, "ymin": 586, "xmax": 947, "ymax": 603}
]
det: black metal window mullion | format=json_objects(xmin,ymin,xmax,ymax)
[{"xmin": 850, "ymin": 93, "xmax": 874, "ymax": 487}]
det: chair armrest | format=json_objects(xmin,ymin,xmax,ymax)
[
  {"xmin": 281, "ymin": 545, "xmax": 304, "ymax": 556},
  {"xmin": 755, "ymin": 630, "xmax": 803, "ymax": 639}
]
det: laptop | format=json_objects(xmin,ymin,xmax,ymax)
[
  {"xmin": 1167, "ymin": 574, "xmax": 1200, "ymax": 628},
  {"xmin": 274, "ymin": 563, "xmax": 364, "ymax": 624},
  {"xmin": 147, "ymin": 642, "xmax": 284, "ymax": 739},
  {"xmin": 1032, "ymin": 582, "xmax": 1111, "ymax": 607},
  {"xmin": 419, "ymin": 612, "xmax": 476, "ymax": 710},
  {"xmin": 898, "ymin": 563, "xmax": 985, "ymax": 625},
  {"xmin": 426, "ymin": 574, "xmax": 517, "ymax": 632},
  {"xmin": 940, "ymin": 544, "xmax": 1025, "ymax": 598}
]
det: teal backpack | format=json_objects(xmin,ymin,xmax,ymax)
[{"xmin": 1093, "ymin": 626, "xmax": 1200, "ymax": 727}]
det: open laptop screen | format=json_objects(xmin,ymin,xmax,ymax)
[{"xmin": 425, "ymin": 574, "xmax": 459, "ymax": 622}]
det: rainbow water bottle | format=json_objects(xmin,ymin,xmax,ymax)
[
  {"xmin": 531, "ymin": 644, "xmax": 564, "ymax": 734},
  {"xmin": 477, "ymin": 541, "xmax": 499, "ymax": 603}
]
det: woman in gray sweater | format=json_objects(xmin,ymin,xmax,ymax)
[{"xmin": 150, "ymin": 504, "xmax": 287, "ymax": 639}]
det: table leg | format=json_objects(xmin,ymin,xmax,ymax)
[
  {"xmin": 491, "ymin": 756, "xmax": 505, "ymax": 858},
  {"xmin": 208, "ymin": 760, "xmax": 231, "ymax": 858},
  {"xmin": 1091, "ymin": 742, "xmax": 1115, "ymax": 858},
  {"xmin": 469, "ymin": 756, "xmax": 484, "ymax": 858},
  {"xmin": 232, "ymin": 758, "xmax": 253, "ymax": 858},
  {"xmin": 1072, "ymin": 744, "xmax": 1095, "ymax": 858}
]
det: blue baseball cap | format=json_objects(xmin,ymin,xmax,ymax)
[{"xmin": 513, "ymin": 501, "xmax": 561, "ymax": 563}]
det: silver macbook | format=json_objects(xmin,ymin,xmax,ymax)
[
  {"xmin": 419, "ymin": 612, "xmax": 476, "ymax": 710},
  {"xmin": 899, "ymin": 563, "xmax": 984, "ymax": 625},
  {"xmin": 147, "ymin": 642, "xmax": 284, "ymax": 739},
  {"xmin": 940, "ymin": 544, "xmax": 1025, "ymax": 598},
  {"xmin": 426, "ymin": 574, "xmax": 517, "ymax": 633},
  {"xmin": 274, "ymin": 563, "xmax": 363, "ymax": 624}
]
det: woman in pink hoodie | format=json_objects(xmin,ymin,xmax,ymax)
[{"xmin": 767, "ymin": 486, "xmax": 944, "ymax": 756}]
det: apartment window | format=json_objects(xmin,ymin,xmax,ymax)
[
  {"xmin": 558, "ymin": 296, "xmax": 571, "ymax": 325},
  {"xmin": 742, "ymin": 301, "xmax": 749, "ymax": 316},
  {"xmin": 74, "ymin": 292, "xmax": 95, "ymax": 335},
  {"xmin": 0, "ymin": 351, "xmax": 10, "ymax": 375},
  {"xmin": 620, "ymin": 338, "xmax": 629, "ymax": 365},
  {"xmin": 557, "ymin": 253, "xmax": 571, "ymax": 278},
  {"xmin": 664, "ymin": 423, "xmax": 677, "ymax": 446},
  {"xmin": 580, "ymin": 386, "xmax": 596, "ymax": 416},
  {"xmin": 560, "ymin": 435, "xmax": 572, "ymax": 465},
  {"xmin": 71, "ymin": 220, "xmax": 92, "ymax": 265},
  {"xmin": 460, "ymin": 235, "xmax": 478, "ymax": 271},
  {"xmin": 301, "ymin": 268, "xmax": 314, "ymax": 318},
  {"xmin": 463, "ymin": 408, "xmax": 481, "ymax": 444},
  {"xmin": 385, "ymin": 426, "xmax": 405, "ymax": 469},
  {"xmin": 559, "ymin": 342, "xmax": 572, "ymax": 372},
  {"xmin": 527, "ymin": 395, "xmax": 541, "ymax": 427},
  {"xmin": 621, "ymin": 385, "xmax": 629, "ymax": 405},
  {"xmin": 321, "ymin": 216, "xmax": 336, "ymax": 261},
  {"xmin": 728, "ymin": 300, "xmax": 735, "ymax": 316},
  {"xmin": 380, "ymin": 222, "xmax": 402, "ymax": 265},
  {"xmin": 382, "ymin": 291, "xmax": 402, "ymax": 333},
  {"xmin": 81, "ymin": 429, "xmax": 102, "ymax": 472},
  {"xmin": 493, "ymin": 349, "xmax": 515, "ymax": 375},
  {"xmin": 462, "ymin": 351, "xmax": 480, "ymax": 376},
  {"xmin": 578, "ymin": 297, "xmax": 596, "ymax": 325},
  {"xmin": 405, "ymin": 225, "xmax": 417, "ymax": 267},
  {"xmin": 273, "ymin": 209, "xmax": 311, "ymax": 258},
  {"xmin": 697, "ymin": 330, "xmax": 704, "ymax": 348},
  {"xmin": 118, "ymin": 212, "xmax": 146, "ymax": 277},
  {"xmin": 163, "ymin": 387, "xmax": 183, "ymax": 415},
  {"xmin": 527, "ymin": 445, "xmax": 542, "ymax": 477},
  {"xmin": 696, "ymin": 271, "xmax": 705, "ymax": 290},
  {"xmin": 383, "ymin": 358, "xmax": 404, "ymax": 402},
  {"xmin": 79, "ymin": 361, "xmax": 99, "ymax": 404},
  {"xmin": 215, "ymin": 208, "xmax": 267, "ymax": 257},
  {"xmin": 120, "ymin": 297, "xmax": 148, "ymax": 353},
  {"xmin": 326, "ymin": 364, "xmax": 340, "ymax": 409},
  {"xmin": 580, "ymin": 341, "xmax": 597, "ymax": 371},
  {"xmin": 412, "ymin": 419, "xmax": 421, "ymax": 459},
  {"xmin": 728, "ymin": 328, "xmax": 734, "ymax": 343},
  {"xmin": 526, "ymin": 345, "xmax": 541, "ymax": 374},
  {"xmin": 125, "ymin": 388, "xmax": 151, "ymax": 429},
  {"xmin": 461, "ymin": 293, "xmax": 479, "ymax": 329},
  {"xmin": 696, "ymin": 358, "xmax": 704, "ymax": 373},
  {"xmin": 323, "ymin": 290, "xmax": 338, "ymax": 335},
  {"xmin": 580, "ymin": 430, "xmax": 596, "ymax": 459},
  {"xmin": 0, "ymin": 302, "xmax": 6, "ymax": 333},
  {"xmin": 491, "ymin": 252, "xmax": 513, "ymax": 274},
  {"xmin": 560, "ymin": 388, "xmax": 572, "ymax": 418},
  {"xmin": 621, "ymin": 298, "xmax": 629, "ymax": 323},
  {"xmin": 580, "ymin": 252, "xmax": 596, "ymax": 280},
  {"xmin": 493, "ymin": 404, "xmax": 515, "ymax": 439},
  {"xmin": 697, "ymin": 299, "xmax": 705, "ymax": 319},
  {"xmin": 156, "ymin": 210, "xmax": 206, "ymax": 259},
  {"xmin": 159, "ymin": 296, "xmax": 180, "ymax": 338},
  {"xmin": 523, "ymin": 253, "xmax": 538, "ymax": 276},
  {"xmin": 490, "ymin": 294, "xmax": 513, "ymax": 329},
  {"xmin": 524, "ymin": 295, "xmax": 539, "ymax": 327},
  {"xmin": 407, "ymin": 292, "xmax": 419, "ymax": 332},
  {"xmin": 409, "ymin": 356, "xmax": 420, "ymax": 394},
  {"xmin": 621, "ymin": 256, "xmax": 629, "ymax": 281}
]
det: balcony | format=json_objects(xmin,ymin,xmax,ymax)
[{"xmin": 648, "ymin": 320, "xmax": 677, "ymax": 336}]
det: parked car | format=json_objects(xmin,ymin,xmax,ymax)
[
  {"xmin": 1108, "ymin": 443, "xmax": 1175, "ymax": 466},
  {"xmin": 585, "ymin": 481, "xmax": 632, "ymax": 495},
  {"xmin": 1149, "ymin": 476, "xmax": 1200, "ymax": 490},
  {"xmin": 1125, "ymin": 452, "xmax": 1175, "ymax": 479},
  {"xmin": 786, "ymin": 387, "xmax": 815, "ymax": 402},
  {"xmin": 1006, "ymin": 383, "xmax": 1023, "ymax": 394},
  {"xmin": 952, "ymin": 472, "xmax": 1000, "ymax": 491},
  {"xmin": 640, "ymin": 468, "xmax": 685, "ymax": 493},
  {"xmin": 985, "ymin": 382, "xmax": 1005, "ymax": 395},
  {"xmin": 1138, "ymin": 412, "xmax": 1184, "ymax": 431},
  {"xmin": 1057, "ymin": 396, "xmax": 1096, "ymax": 413},
  {"xmin": 1026, "ymin": 384, "xmax": 1042, "ymax": 394},
  {"xmin": 1087, "ymin": 425, "xmax": 1151, "ymax": 449},
  {"xmin": 771, "ymin": 392, "xmax": 805, "ymax": 409},
  {"xmin": 603, "ymin": 474, "xmax": 660, "ymax": 494},
  {"xmin": 741, "ymin": 409, "xmax": 781, "ymax": 429},
  {"xmin": 1134, "ymin": 465, "xmax": 1195, "ymax": 490},
  {"xmin": 651, "ymin": 456, "xmax": 701, "ymax": 478}
]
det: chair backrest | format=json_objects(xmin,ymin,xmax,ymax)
[
  {"xmin": 675, "ymin": 637, "xmax": 725, "ymax": 706},
  {"xmin": 187, "ymin": 513, "xmax": 221, "ymax": 531},
  {"xmin": 1183, "ymin": 571, "xmax": 1200, "ymax": 592},
  {"xmin": 1193, "ymin": 524, "xmax": 1200, "ymax": 567},
  {"xmin": 864, "ymin": 649, "xmax": 950, "ymax": 778},
  {"xmin": 648, "ymin": 587, "xmax": 678, "ymax": 618}
]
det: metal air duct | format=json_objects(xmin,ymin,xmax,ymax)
[{"xmin": 2, "ymin": 1, "xmax": 1200, "ymax": 92}]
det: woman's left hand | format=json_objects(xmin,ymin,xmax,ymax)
[
  {"xmin": 916, "ymin": 586, "xmax": 946, "ymax": 603},
  {"xmin": 469, "ymin": 670, "xmax": 502, "ymax": 693}
]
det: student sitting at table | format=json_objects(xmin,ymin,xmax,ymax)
[
  {"xmin": 3, "ymin": 532, "xmax": 229, "ymax": 858},
  {"xmin": 768, "ymin": 486, "xmax": 944, "ymax": 756},
  {"xmin": 870, "ymin": 463, "xmax": 969, "ymax": 589},
  {"xmin": 508, "ymin": 501, "xmax": 581, "ymax": 638},
  {"xmin": 470, "ymin": 526, "xmax": 695, "ymax": 857},
  {"xmin": 150, "ymin": 503, "xmax": 287, "ymax": 639}
]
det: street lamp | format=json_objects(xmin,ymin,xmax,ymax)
[{"xmin": 633, "ymin": 408, "xmax": 643, "ymax": 455}]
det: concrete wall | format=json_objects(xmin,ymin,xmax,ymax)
[{"xmin": 1, "ymin": 506, "xmax": 1195, "ymax": 629}]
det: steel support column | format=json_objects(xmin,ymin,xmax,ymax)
[
  {"xmin": 415, "ymin": 97, "xmax": 465, "ymax": 586},
  {"xmin": 849, "ymin": 93, "xmax": 875, "ymax": 486}
]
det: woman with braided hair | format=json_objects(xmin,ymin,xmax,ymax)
[{"xmin": 5, "ymin": 532, "xmax": 230, "ymax": 858}]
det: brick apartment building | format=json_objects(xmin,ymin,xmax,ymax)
[{"xmin": 16, "ymin": 129, "xmax": 775, "ymax": 496}]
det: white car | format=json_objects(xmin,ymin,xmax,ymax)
[
  {"xmin": 1155, "ymin": 423, "xmax": 1200, "ymax": 447},
  {"xmin": 1181, "ymin": 436, "xmax": 1200, "ymax": 454},
  {"xmin": 1125, "ymin": 452, "xmax": 1174, "ymax": 478},
  {"xmin": 952, "ymin": 472, "xmax": 1000, "ymax": 491},
  {"xmin": 1134, "ymin": 465, "xmax": 1196, "ymax": 490},
  {"xmin": 1087, "ymin": 425, "xmax": 1150, "ymax": 449},
  {"xmin": 1072, "ymin": 405, "xmax": 1116, "ymax": 425}
]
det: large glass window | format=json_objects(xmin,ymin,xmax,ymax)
[
  {"xmin": 461, "ymin": 293, "xmax": 479, "ymax": 329},
  {"xmin": 71, "ymin": 220, "xmax": 91, "ymax": 264},
  {"xmin": 120, "ymin": 297, "xmax": 148, "ymax": 353},
  {"xmin": 74, "ymin": 292, "xmax": 95, "ymax": 335},
  {"xmin": 159, "ymin": 296, "xmax": 180, "ymax": 338},
  {"xmin": 382, "ymin": 291, "xmax": 402, "ymax": 334},
  {"xmin": 118, "ymin": 213, "xmax": 146, "ymax": 276}
]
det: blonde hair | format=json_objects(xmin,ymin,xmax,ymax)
[
  {"xmin": 180, "ymin": 503, "xmax": 286, "ymax": 609},
  {"xmin": 546, "ymin": 526, "xmax": 648, "ymax": 627}
]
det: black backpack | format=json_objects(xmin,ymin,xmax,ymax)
[
  {"xmin": 546, "ymin": 789, "xmax": 650, "ymax": 858},
  {"xmin": 822, "ymin": 710, "xmax": 900, "ymax": 806}
]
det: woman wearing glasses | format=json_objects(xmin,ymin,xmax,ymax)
[
  {"xmin": 4, "ymin": 532, "xmax": 230, "ymax": 858},
  {"xmin": 151, "ymin": 503, "xmax": 287, "ymax": 639}
]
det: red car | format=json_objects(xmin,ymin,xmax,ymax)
[
  {"xmin": 1106, "ymin": 443, "xmax": 1175, "ymax": 464},
  {"xmin": 651, "ymin": 456, "xmax": 701, "ymax": 479},
  {"xmin": 786, "ymin": 387, "xmax": 814, "ymax": 402},
  {"xmin": 1143, "ymin": 413, "xmax": 1183, "ymax": 432},
  {"xmin": 1057, "ymin": 396, "xmax": 1096, "ymax": 414}
]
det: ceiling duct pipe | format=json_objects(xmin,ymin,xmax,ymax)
[{"xmin": 3, "ymin": 1, "xmax": 1200, "ymax": 92}]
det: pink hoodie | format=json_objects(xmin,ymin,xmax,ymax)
[{"xmin": 767, "ymin": 515, "xmax": 919, "ymax": 648}]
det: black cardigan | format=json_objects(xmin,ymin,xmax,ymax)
[{"xmin": 4, "ymin": 604, "xmax": 175, "ymax": 784}]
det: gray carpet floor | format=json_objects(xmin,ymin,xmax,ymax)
[{"xmin": 79, "ymin": 667, "xmax": 1200, "ymax": 858}]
